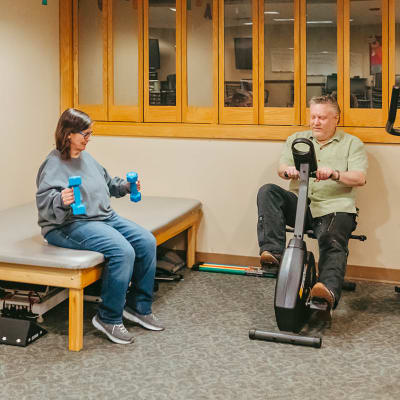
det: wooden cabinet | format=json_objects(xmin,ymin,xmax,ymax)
[{"xmin": 58, "ymin": 0, "xmax": 400, "ymax": 143}]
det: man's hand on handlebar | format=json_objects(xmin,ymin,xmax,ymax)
[
  {"xmin": 315, "ymin": 167, "xmax": 334, "ymax": 182},
  {"xmin": 281, "ymin": 166, "xmax": 339, "ymax": 182},
  {"xmin": 283, "ymin": 166, "xmax": 300, "ymax": 180}
]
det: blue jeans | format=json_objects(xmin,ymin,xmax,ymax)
[{"xmin": 45, "ymin": 213, "xmax": 157, "ymax": 324}]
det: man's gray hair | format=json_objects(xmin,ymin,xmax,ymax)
[{"xmin": 309, "ymin": 94, "xmax": 341, "ymax": 116}]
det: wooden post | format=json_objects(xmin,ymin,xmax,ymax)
[
  {"xmin": 187, "ymin": 223, "xmax": 197, "ymax": 268},
  {"xmin": 69, "ymin": 288, "xmax": 84, "ymax": 351}
]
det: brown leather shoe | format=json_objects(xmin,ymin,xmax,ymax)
[
  {"xmin": 260, "ymin": 251, "xmax": 281, "ymax": 268},
  {"xmin": 310, "ymin": 282, "xmax": 335, "ymax": 309}
]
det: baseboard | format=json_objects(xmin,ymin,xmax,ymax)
[
  {"xmin": 196, "ymin": 252, "xmax": 260, "ymax": 267},
  {"xmin": 345, "ymin": 265, "xmax": 400, "ymax": 285},
  {"xmin": 195, "ymin": 252, "xmax": 400, "ymax": 285}
]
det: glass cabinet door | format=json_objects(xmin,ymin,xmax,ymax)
[
  {"xmin": 144, "ymin": 0, "xmax": 181, "ymax": 122},
  {"xmin": 219, "ymin": 0, "xmax": 259, "ymax": 124},
  {"xmin": 108, "ymin": 0, "xmax": 143, "ymax": 122},
  {"xmin": 302, "ymin": 0, "xmax": 341, "ymax": 125},
  {"xmin": 183, "ymin": 0, "xmax": 218, "ymax": 123},
  {"xmin": 344, "ymin": 0, "xmax": 388, "ymax": 126},
  {"xmin": 74, "ymin": 0, "xmax": 108, "ymax": 120},
  {"xmin": 261, "ymin": 0, "xmax": 300, "ymax": 125}
]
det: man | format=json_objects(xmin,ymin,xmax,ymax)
[{"xmin": 257, "ymin": 95, "xmax": 367, "ymax": 316}]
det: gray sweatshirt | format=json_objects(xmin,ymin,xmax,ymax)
[{"xmin": 36, "ymin": 149, "xmax": 129, "ymax": 236}]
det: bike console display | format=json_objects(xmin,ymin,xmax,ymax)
[{"xmin": 292, "ymin": 138, "xmax": 318, "ymax": 175}]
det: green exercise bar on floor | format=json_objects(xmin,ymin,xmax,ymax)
[{"xmin": 193, "ymin": 262, "xmax": 277, "ymax": 278}]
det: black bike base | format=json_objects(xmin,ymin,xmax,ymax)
[{"xmin": 249, "ymin": 329, "xmax": 322, "ymax": 348}]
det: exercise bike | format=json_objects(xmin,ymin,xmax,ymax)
[{"xmin": 249, "ymin": 138, "xmax": 366, "ymax": 348}]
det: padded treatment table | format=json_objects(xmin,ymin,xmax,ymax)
[{"xmin": 0, "ymin": 196, "xmax": 202, "ymax": 351}]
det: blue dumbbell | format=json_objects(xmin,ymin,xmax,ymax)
[
  {"xmin": 68, "ymin": 176, "xmax": 86, "ymax": 215},
  {"xmin": 126, "ymin": 172, "xmax": 141, "ymax": 202}
]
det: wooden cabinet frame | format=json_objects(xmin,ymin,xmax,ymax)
[
  {"xmin": 143, "ymin": 0, "xmax": 182, "ymax": 122},
  {"xmin": 259, "ymin": 0, "xmax": 301, "ymax": 126},
  {"xmin": 107, "ymin": 0, "xmax": 143, "ymax": 122},
  {"xmin": 59, "ymin": 0, "xmax": 400, "ymax": 144},
  {"xmin": 182, "ymin": 0, "xmax": 219, "ymax": 124},
  {"xmin": 60, "ymin": 0, "xmax": 74, "ymax": 112},
  {"xmin": 73, "ymin": 0, "xmax": 108, "ymax": 121},
  {"xmin": 218, "ymin": 0, "xmax": 259, "ymax": 124},
  {"xmin": 343, "ymin": 0, "xmax": 389, "ymax": 127},
  {"xmin": 300, "ymin": 0, "xmax": 344, "ymax": 126}
]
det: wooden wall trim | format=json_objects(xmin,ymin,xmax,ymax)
[
  {"xmin": 389, "ymin": 0, "xmax": 395, "ymax": 89},
  {"xmin": 196, "ymin": 251, "xmax": 400, "ymax": 285},
  {"xmin": 94, "ymin": 121, "xmax": 400, "ymax": 143},
  {"xmin": 62, "ymin": 0, "xmax": 399, "ymax": 144},
  {"xmin": 72, "ymin": 0, "xmax": 108, "ymax": 120},
  {"xmin": 59, "ymin": 0, "xmax": 73, "ymax": 112},
  {"xmin": 107, "ymin": 0, "xmax": 143, "ymax": 122}
]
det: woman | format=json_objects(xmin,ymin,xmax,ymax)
[{"xmin": 36, "ymin": 108, "xmax": 164, "ymax": 345}]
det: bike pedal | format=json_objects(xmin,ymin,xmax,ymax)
[
  {"xmin": 308, "ymin": 299, "xmax": 333, "ymax": 321},
  {"xmin": 308, "ymin": 299, "xmax": 329, "ymax": 311}
]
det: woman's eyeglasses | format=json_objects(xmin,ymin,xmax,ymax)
[{"xmin": 78, "ymin": 131, "xmax": 93, "ymax": 139}]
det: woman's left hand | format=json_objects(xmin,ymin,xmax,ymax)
[{"xmin": 126, "ymin": 180, "xmax": 141, "ymax": 193}]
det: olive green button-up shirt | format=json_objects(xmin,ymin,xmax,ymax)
[{"xmin": 279, "ymin": 129, "xmax": 368, "ymax": 218}]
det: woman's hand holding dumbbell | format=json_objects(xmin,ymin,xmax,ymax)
[
  {"xmin": 61, "ymin": 188, "xmax": 75, "ymax": 206},
  {"xmin": 126, "ymin": 172, "xmax": 141, "ymax": 202},
  {"xmin": 125, "ymin": 180, "xmax": 141, "ymax": 193}
]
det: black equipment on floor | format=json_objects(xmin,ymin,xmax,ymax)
[
  {"xmin": 0, "ymin": 305, "xmax": 47, "ymax": 347},
  {"xmin": 249, "ymin": 138, "xmax": 365, "ymax": 348},
  {"xmin": 155, "ymin": 250, "xmax": 185, "ymax": 283},
  {"xmin": 0, "ymin": 315, "xmax": 47, "ymax": 347},
  {"xmin": 84, "ymin": 250, "xmax": 184, "ymax": 299},
  {"xmin": 249, "ymin": 329, "xmax": 321, "ymax": 348}
]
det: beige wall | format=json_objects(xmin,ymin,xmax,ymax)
[
  {"xmin": 88, "ymin": 136, "xmax": 400, "ymax": 270},
  {"xmin": 2, "ymin": 1, "xmax": 400, "ymax": 272},
  {"xmin": 0, "ymin": 0, "xmax": 59, "ymax": 211}
]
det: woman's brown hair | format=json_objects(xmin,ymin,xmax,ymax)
[{"xmin": 55, "ymin": 108, "xmax": 92, "ymax": 160}]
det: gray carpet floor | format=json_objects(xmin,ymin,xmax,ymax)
[{"xmin": 1, "ymin": 269, "xmax": 400, "ymax": 400}]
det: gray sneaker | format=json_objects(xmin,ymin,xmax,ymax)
[
  {"xmin": 92, "ymin": 314, "xmax": 135, "ymax": 344},
  {"xmin": 123, "ymin": 306, "xmax": 165, "ymax": 331}
]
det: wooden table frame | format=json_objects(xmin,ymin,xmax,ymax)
[{"xmin": 0, "ymin": 207, "xmax": 201, "ymax": 351}]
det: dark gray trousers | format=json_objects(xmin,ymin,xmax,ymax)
[{"xmin": 257, "ymin": 184, "xmax": 357, "ymax": 305}]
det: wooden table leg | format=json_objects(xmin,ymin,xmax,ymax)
[
  {"xmin": 69, "ymin": 288, "xmax": 83, "ymax": 351},
  {"xmin": 187, "ymin": 223, "xmax": 197, "ymax": 268}
]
